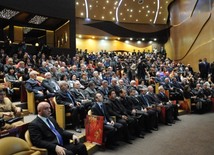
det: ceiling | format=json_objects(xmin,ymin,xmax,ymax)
[
  {"xmin": 75, "ymin": 0, "xmax": 174, "ymax": 24},
  {"xmin": 0, "ymin": 6, "xmax": 67, "ymax": 31},
  {"xmin": 0, "ymin": 0, "xmax": 174, "ymax": 43}
]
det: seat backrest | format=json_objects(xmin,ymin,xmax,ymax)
[
  {"xmin": 54, "ymin": 98, "xmax": 66, "ymax": 129},
  {"xmin": 25, "ymin": 130, "xmax": 33, "ymax": 147},
  {"xmin": 0, "ymin": 136, "xmax": 32, "ymax": 155},
  {"xmin": 26, "ymin": 91, "xmax": 36, "ymax": 114},
  {"xmin": 36, "ymin": 76, "xmax": 44, "ymax": 82},
  {"xmin": 25, "ymin": 130, "xmax": 48, "ymax": 155}
]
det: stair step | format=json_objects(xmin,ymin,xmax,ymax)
[
  {"xmin": 84, "ymin": 141, "xmax": 98, "ymax": 155},
  {"xmin": 178, "ymin": 109, "xmax": 187, "ymax": 115}
]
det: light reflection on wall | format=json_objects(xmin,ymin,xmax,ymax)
[{"xmin": 76, "ymin": 38, "xmax": 153, "ymax": 53}]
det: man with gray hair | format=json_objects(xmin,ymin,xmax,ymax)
[
  {"xmin": 56, "ymin": 81, "xmax": 85, "ymax": 133},
  {"xmin": 42, "ymin": 72, "xmax": 60, "ymax": 93}
]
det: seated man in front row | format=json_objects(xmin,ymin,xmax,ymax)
[{"xmin": 28, "ymin": 102, "xmax": 88, "ymax": 155}]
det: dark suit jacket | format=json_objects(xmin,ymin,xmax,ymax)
[
  {"xmin": 25, "ymin": 78, "xmax": 45, "ymax": 94},
  {"xmin": 91, "ymin": 102, "xmax": 112, "ymax": 124},
  {"xmin": 28, "ymin": 116, "xmax": 73, "ymax": 153},
  {"xmin": 70, "ymin": 88, "xmax": 86, "ymax": 103},
  {"xmin": 56, "ymin": 90, "xmax": 76, "ymax": 107},
  {"xmin": 42, "ymin": 78, "xmax": 59, "ymax": 93},
  {"xmin": 105, "ymin": 98, "xmax": 128, "ymax": 119},
  {"xmin": 137, "ymin": 94, "xmax": 153, "ymax": 108},
  {"xmin": 157, "ymin": 92, "xmax": 169, "ymax": 103}
]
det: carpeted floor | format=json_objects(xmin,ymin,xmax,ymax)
[{"xmin": 94, "ymin": 113, "xmax": 214, "ymax": 155}]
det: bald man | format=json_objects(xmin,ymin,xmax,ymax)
[{"xmin": 28, "ymin": 102, "xmax": 88, "ymax": 155}]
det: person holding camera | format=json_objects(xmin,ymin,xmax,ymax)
[{"xmin": 0, "ymin": 90, "xmax": 24, "ymax": 130}]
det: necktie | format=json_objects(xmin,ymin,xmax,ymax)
[
  {"xmin": 78, "ymin": 90, "xmax": 85, "ymax": 99},
  {"xmin": 67, "ymin": 92, "xmax": 75, "ymax": 104},
  {"xmin": 142, "ymin": 95, "xmax": 150, "ymax": 106},
  {"xmin": 46, "ymin": 118, "xmax": 63, "ymax": 146},
  {"xmin": 100, "ymin": 104, "xmax": 105, "ymax": 114},
  {"xmin": 100, "ymin": 104, "xmax": 107, "ymax": 123}
]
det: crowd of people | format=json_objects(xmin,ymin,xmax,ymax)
[{"xmin": 0, "ymin": 44, "xmax": 214, "ymax": 153}]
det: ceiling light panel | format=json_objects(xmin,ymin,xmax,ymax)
[
  {"xmin": 0, "ymin": 9, "xmax": 19, "ymax": 19},
  {"xmin": 28, "ymin": 15, "xmax": 48, "ymax": 24}
]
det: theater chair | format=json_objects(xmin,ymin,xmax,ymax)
[
  {"xmin": 54, "ymin": 98, "xmax": 71, "ymax": 129},
  {"xmin": 26, "ymin": 76, "xmax": 44, "ymax": 114},
  {"xmin": 25, "ymin": 130, "xmax": 48, "ymax": 155},
  {"xmin": 155, "ymin": 82, "xmax": 160, "ymax": 94},
  {"xmin": 0, "ymin": 136, "xmax": 41, "ymax": 155}
]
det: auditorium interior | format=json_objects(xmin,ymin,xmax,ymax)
[{"xmin": 0, "ymin": 0, "xmax": 214, "ymax": 155}]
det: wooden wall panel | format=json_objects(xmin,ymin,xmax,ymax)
[
  {"xmin": 169, "ymin": 0, "xmax": 213, "ymax": 71},
  {"xmin": 76, "ymin": 38, "xmax": 152, "ymax": 53}
]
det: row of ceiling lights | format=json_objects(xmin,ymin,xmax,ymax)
[
  {"xmin": 76, "ymin": 0, "xmax": 171, "ymax": 23},
  {"xmin": 77, "ymin": 35, "xmax": 158, "ymax": 42}
]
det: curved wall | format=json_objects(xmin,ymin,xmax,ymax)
[
  {"xmin": 168, "ymin": 0, "xmax": 213, "ymax": 72},
  {"xmin": 76, "ymin": 38, "xmax": 153, "ymax": 53}
]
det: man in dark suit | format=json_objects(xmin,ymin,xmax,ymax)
[
  {"xmin": 105, "ymin": 90, "xmax": 134, "ymax": 144},
  {"xmin": 42, "ymin": 72, "xmax": 60, "ymax": 93},
  {"xmin": 157, "ymin": 85, "xmax": 180, "ymax": 122},
  {"xmin": 146, "ymin": 85, "xmax": 173, "ymax": 126},
  {"xmin": 70, "ymin": 81, "xmax": 92, "ymax": 111},
  {"xmin": 25, "ymin": 71, "xmax": 55, "ymax": 101},
  {"xmin": 138, "ymin": 87, "xmax": 158, "ymax": 131},
  {"xmin": 97, "ymin": 80, "xmax": 109, "ymax": 102},
  {"xmin": 91, "ymin": 93, "xmax": 122, "ymax": 148},
  {"xmin": 28, "ymin": 102, "xmax": 88, "ymax": 155},
  {"xmin": 56, "ymin": 81, "xmax": 85, "ymax": 133}
]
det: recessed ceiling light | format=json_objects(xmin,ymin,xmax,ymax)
[
  {"xmin": 28, "ymin": 15, "xmax": 47, "ymax": 25},
  {"xmin": 0, "ymin": 9, "xmax": 19, "ymax": 19}
]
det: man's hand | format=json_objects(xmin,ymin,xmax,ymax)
[
  {"xmin": 72, "ymin": 135, "xmax": 80, "ymax": 144},
  {"xmin": 55, "ymin": 145, "xmax": 66, "ymax": 155},
  {"xmin": 76, "ymin": 102, "xmax": 81, "ymax": 106},
  {"xmin": 122, "ymin": 115, "xmax": 128, "ymax": 120},
  {"xmin": 38, "ymin": 91, "xmax": 43, "ymax": 94}
]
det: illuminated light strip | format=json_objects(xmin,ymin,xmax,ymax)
[
  {"xmin": 85, "ymin": 0, "xmax": 89, "ymax": 19},
  {"xmin": 153, "ymin": 0, "xmax": 160, "ymax": 24},
  {"xmin": 116, "ymin": 0, "xmax": 123, "ymax": 22}
]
